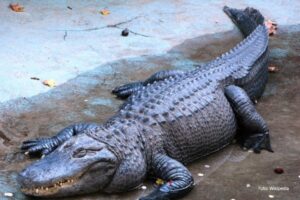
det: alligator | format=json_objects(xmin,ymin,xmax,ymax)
[{"xmin": 18, "ymin": 6, "xmax": 273, "ymax": 200}]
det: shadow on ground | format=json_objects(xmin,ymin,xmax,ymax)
[{"xmin": 0, "ymin": 24, "xmax": 299, "ymax": 200}]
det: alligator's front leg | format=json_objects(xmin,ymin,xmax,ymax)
[
  {"xmin": 140, "ymin": 154, "xmax": 194, "ymax": 200},
  {"xmin": 225, "ymin": 85, "xmax": 273, "ymax": 153},
  {"xmin": 21, "ymin": 123, "xmax": 99, "ymax": 157},
  {"xmin": 112, "ymin": 70, "xmax": 185, "ymax": 99}
]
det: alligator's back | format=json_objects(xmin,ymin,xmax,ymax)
[
  {"xmin": 112, "ymin": 24, "xmax": 268, "ymax": 163},
  {"xmin": 107, "ymin": 7, "xmax": 269, "ymax": 164}
]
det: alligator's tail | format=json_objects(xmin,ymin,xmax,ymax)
[
  {"xmin": 223, "ymin": 6, "xmax": 265, "ymax": 37},
  {"xmin": 222, "ymin": 6, "xmax": 268, "ymax": 100}
]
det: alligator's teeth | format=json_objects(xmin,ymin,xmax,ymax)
[
  {"xmin": 46, "ymin": 188, "xmax": 49, "ymax": 191},
  {"xmin": 35, "ymin": 189, "xmax": 39, "ymax": 193}
]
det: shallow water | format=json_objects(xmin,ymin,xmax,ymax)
[{"xmin": 0, "ymin": 25, "xmax": 299, "ymax": 200}]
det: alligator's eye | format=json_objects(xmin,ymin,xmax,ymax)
[
  {"xmin": 72, "ymin": 148, "xmax": 101, "ymax": 158},
  {"xmin": 73, "ymin": 148, "xmax": 87, "ymax": 158}
]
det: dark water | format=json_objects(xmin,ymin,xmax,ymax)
[{"xmin": 0, "ymin": 25, "xmax": 299, "ymax": 200}]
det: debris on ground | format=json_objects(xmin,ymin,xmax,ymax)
[
  {"xmin": 197, "ymin": 173, "xmax": 204, "ymax": 177},
  {"xmin": 9, "ymin": 3, "xmax": 24, "ymax": 12},
  {"xmin": 4, "ymin": 192, "xmax": 13, "ymax": 197},
  {"xmin": 204, "ymin": 164, "xmax": 210, "ymax": 168},
  {"xmin": 121, "ymin": 28, "xmax": 129, "ymax": 37},
  {"xmin": 155, "ymin": 178, "xmax": 164, "ymax": 185},
  {"xmin": 67, "ymin": 6, "xmax": 72, "ymax": 10},
  {"xmin": 246, "ymin": 183, "xmax": 251, "ymax": 188},
  {"xmin": 268, "ymin": 194, "xmax": 275, "ymax": 198},
  {"xmin": 274, "ymin": 167, "xmax": 284, "ymax": 174},
  {"xmin": 42, "ymin": 79, "xmax": 56, "ymax": 87},
  {"xmin": 268, "ymin": 65, "xmax": 279, "ymax": 73},
  {"xmin": 100, "ymin": 9, "xmax": 110, "ymax": 16},
  {"xmin": 30, "ymin": 77, "xmax": 40, "ymax": 80},
  {"xmin": 141, "ymin": 185, "xmax": 147, "ymax": 190},
  {"xmin": 265, "ymin": 20, "xmax": 277, "ymax": 36}
]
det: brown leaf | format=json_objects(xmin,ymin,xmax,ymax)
[
  {"xmin": 100, "ymin": 9, "xmax": 110, "ymax": 16},
  {"xmin": 43, "ymin": 79, "xmax": 56, "ymax": 87},
  {"xmin": 265, "ymin": 19, "xmax": 277, "ymax": 36},
  {"xmin": 9, "ymin": 3, "xmax": 24, "ymax": 12}
]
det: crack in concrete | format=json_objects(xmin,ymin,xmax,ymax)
[
  {"xmin": 57, "ymin": 16, "xmax": 151, "ymax": 37},
  {"xmin": 63, "ymin": 31, "xmax": 68, "ymax": 40}
]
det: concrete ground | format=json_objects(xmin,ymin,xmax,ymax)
[{"xmin": 0, "ymin": 0, "xmax": 300, "ymax": 200}]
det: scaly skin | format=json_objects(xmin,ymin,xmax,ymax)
[{"xmin": 18, "ymin": 6, "xmax": 273, "ymax": 200}]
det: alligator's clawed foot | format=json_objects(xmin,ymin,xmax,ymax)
[
  {"xmin": 243, "ymin": 132, "xmax": 273, "ymax": 153},
  {"xmin": 112, "ymin": 81, "xmax": 143, "ymax": 98},
  {"xmin": 21, "ymin": 137, "xmax": 60, "ymax": 157}
]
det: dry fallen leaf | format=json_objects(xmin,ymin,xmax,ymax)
[
  {"xmin": 265, "ymin": 19, "xmax": 277, "ymax": 36},
  {"xmin": 155, "ymin": 178, "xmax": 164, "ymax": 185},
  {"xmin": 43, "ymin": 79, "xmax": 56, "ymax": 87},
  {"xmin": 268, "ymin": 65, "xmax": 279, "ymax": 73},
  {"xmin": 9, "ymin": 3, "xmax": 24, "ymax": 12},
  {"xmin": 100, "ymin": 9, "xmax": 110, "ymax": 16}
]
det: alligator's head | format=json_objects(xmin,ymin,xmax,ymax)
[{"xmin": 18, "ymin": 134, "xmax": 120, "ymax": 197}]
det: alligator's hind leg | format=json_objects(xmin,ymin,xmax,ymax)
[
  {"xmin": 21, "ymin": 123, "xmax": 99, "ymax": 157},
  {"xmin": 112, "ymin": 70, "xmax": 185, "ymax": 98},
  {"xmin": 225, "ymin": 85, "xmax": 273, "ymax": 153},
  {"xmin": 140, "ymin": 154, "xmax": 193, "ymax": 200}
]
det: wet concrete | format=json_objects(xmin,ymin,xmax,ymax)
[{"xmin": 1, "ymin": 24, "xmax": 300, "ymax": 200}]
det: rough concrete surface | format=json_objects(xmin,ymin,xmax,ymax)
[{"xmin": 0, "ymin": 0, "xmax": 300, "ymax": 200}]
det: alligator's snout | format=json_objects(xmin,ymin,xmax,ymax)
[
  {"xmin": 18, "ymin": 134, "xmax": 120, "ymax": 197},
  {"xmin": 18, "ymin": 169, "xmax": 30, "ymax": 190},
  {"xmin": 18, "ymin": 168, "xmax": 36, "ymax": 187}
]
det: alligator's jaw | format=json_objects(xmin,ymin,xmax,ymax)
[{"xmin": 20, "ymin": 177, "xmax": 77, "ymax": 196}]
